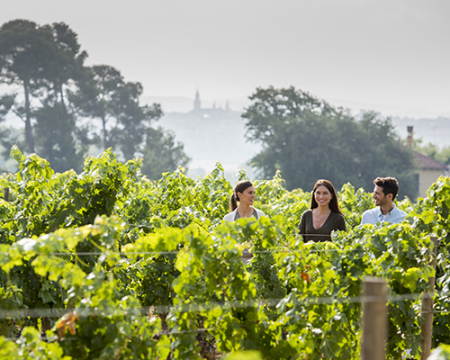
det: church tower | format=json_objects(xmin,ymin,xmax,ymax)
[{"xmin": 193, "ymin": 89, "xmax": 201, "ymax": 111}]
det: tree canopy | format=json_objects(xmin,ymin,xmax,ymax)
[
  {"xmin": 71, "ymin": 65, "xmax": 165, "ymax": 161},
  {"xmin": 0, "ymin": 19, "xmax": 53, "ymax": 153},
  {"xmin": 0, "ymin": 19, "xmax": 189, "ymax": 178},
  {"xmin": 242, "ymin": 86, "xmax": 417, "ymax": 199}
]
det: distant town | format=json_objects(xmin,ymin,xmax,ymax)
[{"xmin": 142, "ymin": 90, "xmax": 450, "ymax": 185}]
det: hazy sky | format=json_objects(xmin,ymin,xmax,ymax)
[{"xmin": 1, "ymin": 0, "xmax": 449, "ymax": 117}]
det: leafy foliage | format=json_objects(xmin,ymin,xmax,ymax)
[
  {"xmin": 0, "ymin": 149, "xmax": 449, "ymax": 359},
  {"xmin": 242, "ymin": 86, "xmax": 417, "ymax": 199},
  {"xmin": 0, "ymin": 19, "xmax": 189, "ymax": 176}
]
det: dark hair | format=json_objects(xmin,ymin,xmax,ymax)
[
  {"xmin": 229, "ymin": 180, "xmax": 253, "ymax": 212},
  {"xmin": 310, "ymin": 179, "xmax": 343, "ymax": 215},
  {"xmin": 373, "ymin": 177, "xmax": 399, "ymax": 200}
]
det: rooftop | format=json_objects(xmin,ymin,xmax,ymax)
[{"xmin": 414, "ymin": 151, "xmax": 448, "ymax": 171}]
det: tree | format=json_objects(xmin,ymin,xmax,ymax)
[
  {"xmin": 0, "ymin": 20, "xmax": 190, "ymax": 177},
  {"xmin": 71, "ymin": 64, "xmax": 190, "ymax": 177},
  {"xmin": 140, "ymin": 127, "xmax": 191, "ymax": 180},
  {"xmin": 0, "ymin": 20, "xmax": 91, "ymax": 171},
  {"xmin": 71, "ymin": 65, "xmax": 163, "ymax": 158},
  {"xmin": 72, "ymin": 65, "xmax": 190, "ymax": 178},
  {"xmin": 39, "ymin": 22, "xmax": 88, "ymax": 110},
  {"xmin": 0, "ymin": 94, "xmax": 16, "ymax": 157},
  {"xmin": 0, "ymin": 19, "xmax": 54, "ymax": 153},
  {"xmin": 0, "ymin": 94, "xmax": 13, "ymax": 119},
  {"xmin": 33, "ymin": 102, "xmax": 84, "ymax": 173},
  {"xmin": 242, "ymin": 86, "xmax": 417, "ymax": 199},
  {"xmin": 71, "ymin": 65, "xmax": 123, "ymax": 150},
  {"xmin": 31, "ymin": 23, "xmax": 90, "ymax": 172}
]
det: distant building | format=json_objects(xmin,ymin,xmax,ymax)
[
  {"xmin": 407, "ymin": 126, "xmax": 449, "ymax": 198},
  {"xmin": 190, "ymin": 90, "xmax": 231, "ymax": 118},
  {"xmin": 193, "ymin": 89, "xmax": 201, "ymax": 111}
]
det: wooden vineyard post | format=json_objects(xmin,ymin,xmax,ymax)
[
  {"xmin": 4, "ymin": 187, "xmax": 9, "ymax": 202},
  {"xmin": 421, "ymin": 236, "xmax": 438, "ymax": 360},
  {"xmin": 361, "ymin": 276, "xmax": 387, "ymax": 360}
]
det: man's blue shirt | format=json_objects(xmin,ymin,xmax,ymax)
[{"xmin": 361, "ymin": 204, "xmax": 407, "ymax": 225}]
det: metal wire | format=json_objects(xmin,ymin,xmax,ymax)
[
  {"xmin": 0, "ymin": 247, "xmax": 373, "ymax": 256},
  {"xmin": 1, "ymin": 291, "xmax": 446, "ymax": 320}
]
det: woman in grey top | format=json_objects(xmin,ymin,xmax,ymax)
[
  {"xmin": 223, "ymin": 180, "xmax": 265, "ymax": 222},
  {"xmin": 298, "ymin": 179, "xmax": 346, "ymax": 242},
  {"xmin": 223, "ymin": 180, "xmax": 265, "ymax": 262}
]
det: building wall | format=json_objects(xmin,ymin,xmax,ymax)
[{"xmin": 418, "ymin": 169, "xmax": 444, "ymax": 198}]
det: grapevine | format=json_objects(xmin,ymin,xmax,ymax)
[{"xmin": 0, "ymin": 147, "xmax": 449, "ymax": 359}]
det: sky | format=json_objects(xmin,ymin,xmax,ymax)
[{"xmin": 1, "ymin": 0, "xmax": 450, "ymax": 118}]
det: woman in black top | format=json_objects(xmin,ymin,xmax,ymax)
[{"xmin": 298, "ymin": 179, "xmax": 346, "ymax": 242}]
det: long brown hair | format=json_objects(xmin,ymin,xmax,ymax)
[
  {"xmin": 229, "ymin": 180, "xmax": 253, "ymax": 212},
  {"xmin": 310, "ymin": 179, "xmax": 343, "ymax": 215}
]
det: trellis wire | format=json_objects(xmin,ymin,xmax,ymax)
[{"xmin": 1, "ymin": 291, "xmax": 447, "ymax": 320}]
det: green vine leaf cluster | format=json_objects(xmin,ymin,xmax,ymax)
[{"xmin": 0, "ymin": 148, "xmax": 449, "ymax": 359}]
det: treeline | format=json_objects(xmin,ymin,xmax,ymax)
[
  {"xmin": 242, "ymin": 87, "xmax": 419, "ymax": 199},
  {"xmin": 0, "ymin": 19, "xmax": 189, "ymax": 176},
  {"xmin": 0, "ymin": 20, "xmax": 432, "ymax": 196}
]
